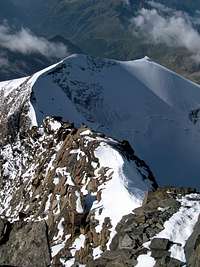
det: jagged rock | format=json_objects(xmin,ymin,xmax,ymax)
[
  {"xmin": 156, "ymin": 222, "xmax": 164, "ymax": 230},
  {"xmin": 118, "ymin": 234, "xmax": 135, "ymax": 250},
  {"xmin": 155, "ymin": 256, "xmax": 184, "ymax": 267},
  {"xmin": 0, "ymin": 219, "xmax": 51, "ymax": 267},
  {"xmin": 184, "ymin": 215, "xmax": 200, "ymax": 267},
  {"xmin": 0, "ymin": 218, "xmax": 10, "ymax": 245},
  {"xmin": 110, "ymin": 188, "xmax": 182, "ymax": 259},
  {"xmin": 151, "ymin": 249, "xmax": 171, "ymax": 259},
  {"xmin": 150, "ymin": 238, "xmax": 171, "ymax": 251},
  {"xmin": 87, "ymin": 250, "xmax": 137, "ymax": 267},
  {"xmin": 0, "ymin": 107, "xmax": 199, "ymax": 267},
  {"xmin": 95, "ymin": 188, "xmax": 199, "ymax": 266},
  {"xmin": 0, "ymin": 117, "xmax": 157, "ymax": 266}
]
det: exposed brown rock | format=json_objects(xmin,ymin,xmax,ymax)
[{"xmin": 0, "ymin": 219, "xmax": 51, "ymax": 267}]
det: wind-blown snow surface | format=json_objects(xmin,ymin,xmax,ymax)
[
  {"xmin": 92, "ymin": 141, "xmax": 148, "ymax": 247},
  {"xmin": 2, "ymin": 54, "xmax": 200, "ymax": 188}
]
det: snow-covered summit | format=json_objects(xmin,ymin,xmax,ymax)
[{"xmin": 1, "ymin": 54, "xmax": 200, "ymax": 188}]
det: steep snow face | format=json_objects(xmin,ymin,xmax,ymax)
[
  {"xmin": 0, "ymin": 60, "xmax": 62, "ymax": 107},
  {"xmin": 0, "ymin": 77, "xmax": 29, "ymax": 118},
  {"xmin": 92, "ymin": 141, "xmax": 151, "ymax": 248},
  {"xmin": 2, "ymin": 54, "xmax": 200, "ymax": 188},
  {"xmin": 0, "ymin": 60, "xmax": 63, "ymax": 141}
]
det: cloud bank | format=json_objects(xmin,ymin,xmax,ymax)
[
  {"xmin": 132, "ymin": 4, "xmax": 200, "ymax": 62},
  {"xmin": 0, "ymin": 24, "xmax": 68, "ymax": 59}
]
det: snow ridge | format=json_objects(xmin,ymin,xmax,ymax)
[{"xmin": 1, "ymin": 54, "xmax": 200, "ymax": 188}]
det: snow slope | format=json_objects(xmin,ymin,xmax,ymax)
[
  {"xmin": 2, "ymin": 54, "xmax": 200, "ymax": 188},
  {"xmin": 92, "ymin": 141, "xmax": 150, "ymax": 248}
]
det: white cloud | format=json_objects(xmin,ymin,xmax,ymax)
[
  {"xmin": 0, "ymin": 24, "xmax": 68, "ymax": 59},
  {"xmin": 132, "ymin": 7, "xmax": 200, "ymax": 62},
  {"xmin": 148, "ymin": 1, "xmax": 200, "ymax": 25},
  {"xmin": 147, "ymin": 1, "xmax": 173, "ymax": 13}
]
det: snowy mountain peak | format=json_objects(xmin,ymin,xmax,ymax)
[
  {"xmin": 1, "ymin": 54, "xmax": 200, "ymax": 266},
  {"xmin": 1, "ymin": 54, "xmax": 200, "ymax": 188},
  {"xmin": 142, "ymin": 55, "xmax": 151, "ymax": 61}
]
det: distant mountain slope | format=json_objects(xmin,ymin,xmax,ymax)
[
  {"xmin": 1, "ymin": 54, "xmax": 200, "ymax": 189},
  {"xmin": 1, "ymin": 0, "xmax": 200, "ymax": 83}
]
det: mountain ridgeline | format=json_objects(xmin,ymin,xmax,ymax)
[
  {"xmin": 1, "ymin": 0, "xmax": 200, "ymax": 82},
  {"xmin": 1, "ymin": 54, "xmax": 200, "ymax": 266},
  {"xmin": 2, "ymin": 54, "xmax": 200, "ymax": 188}
]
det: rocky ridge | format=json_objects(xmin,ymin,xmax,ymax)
[
  {"xmin": 91, "ymin": 187, "xmax": 200, "ymax": 267},
  {"xmin": 1, "ymin": 55, "xmax": 200, "ymax": 266},
  {"xmin": 0, "ymin": 116, "xmax": 157, "ymax": 266},
  {"xmin": 3, "ymin": 54, "xmax": 200, "ymax": 190},
  {"xmin": 0, "ymin": 117, "xmax": 200, "ymax": 266}
]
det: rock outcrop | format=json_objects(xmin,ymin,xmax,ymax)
[
  {"xmin": 1, "ymin": 55, "xmax": 200, "ymax": 267},
  {"xmin": 185, "ymin": 215, "xmax": 200, "ymax": 267},
  {"xmin": 0, "ymin": 117, "xmax": 157, "ymax": 266},
  {"xmin": 90, "ymin": 188, "xmax": 199, "ymax": 267},
  {"xmin": 0, "ymin": 218, "xmax": 51, "ymax": 267},
  {"xmin": 0, "ymin": 116, "xmax": 200, "ymax": 266}
]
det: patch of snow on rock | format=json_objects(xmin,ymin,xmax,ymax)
[
  {"xmin": 156, "ymin": 193, "xmax": 200, "ymax": 262},
  {"xmin": 92, "ymin": 141, "xmax": 150, "ymax": 247},
  {"xmin": 135, "ymin": 254, "xmax": 156, "ymax": 267}
]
